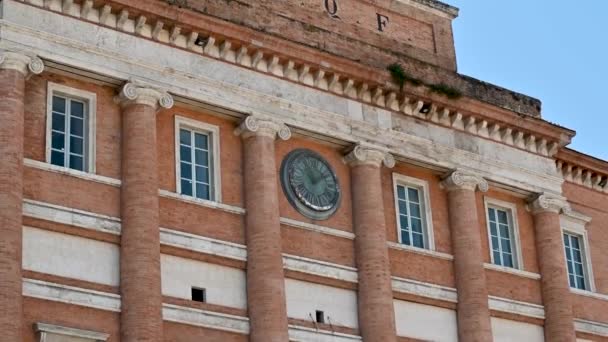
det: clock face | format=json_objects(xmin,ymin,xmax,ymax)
[{"xmin": 280, "ymin": 149, "xmax": 341, "ymax": 220}]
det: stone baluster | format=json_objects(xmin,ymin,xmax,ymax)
[
  {"xmin": 0, "ymin": 50, "xmax": 43, "ymax": 342},
  {"xmin": 115, "ymin": 82, "xmax": 173, "ymax": 342},
  {"xmin": 345, "ymin": 144, "xmax": 397, "ymax": 342},
  {"xmin": 441, "ymin": 169, "xmax": 493, "ymax": 342}
]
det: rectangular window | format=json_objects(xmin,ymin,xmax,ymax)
[
  {"xmin": 396, "ymin": 184, "xmax": 426, "ymax": 248},
  {"xmin": 46, "ymin": 83, "xmax": 96, "ymax": 173},
  {"xmin": 175, "ymin": 116, "xmax": 221, "ymax": 202},
  {"xmin": 487, "ymin": 206, "xmax": 517, "ymax": 268},
  {"xmin": 563, "ymin": 232, "xmax": 587, "ymax": 290}
]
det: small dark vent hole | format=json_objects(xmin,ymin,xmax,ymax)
[
  {"xmin": 191, "ymin": 287, "xmax": 206, "ymax": 303},
  {"xmin": 315, "ymin": 310, "xmax": 325, "ymax": 324}
]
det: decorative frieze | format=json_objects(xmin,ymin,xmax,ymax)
[
  {"xmin": 17, "ymin": 0, "xmax": 566, "ymax": 158},
  {"xmin": 556, "ymin": 159, "xmax": 608, "ymax": 193},
  {"xmin": 234, "ymin": 115, "xmax": 291, "ymax": 140},
  {"xmin": 441, "ymin": 169, "xmax": 489, "ymax": 192},
  {"xmin": 344, "ymin": 144, "xmax": 395, "ymax": 168}
]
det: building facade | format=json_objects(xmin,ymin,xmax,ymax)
[{"xmin": 0, "ymin": 0, "xmax": 606, "ymax": 341}]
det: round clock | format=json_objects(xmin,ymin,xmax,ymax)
[{"xmin": 280, "ymin": 149, "xmax": 341, "ymax": 220}]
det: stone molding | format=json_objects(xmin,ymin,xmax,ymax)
[
  {"xmin": 24, "ymin": 158, "xmax": 121, "ymax": 187},
  {"xmin": 344, "ymin": 144, "xmax": 395, "ymax": 168},
  {"xmin": 441, "ymin": 169, "xmax": 489, "ymax": 192},
  {"xmin": 528, "ymin": 193, "xmax": 570, "ymax": 214},
  {"xmin": 556, "ymin": 159, "xmax": 608, "ymax": 194},
  {"xmin": 233, "ymin": 115, "xmax": 291, "ymax": 140},
  {"xmin": 35, "ymin": 322, "xmax": 109, "ymax": 341},
  {"xmin": 12, "ymin": 0, "xmax": 569, "ymax": 158},
  {"xmin": 0, "ymin": 49, "xmax": 44, "ymax": 76},
  {"xmin": 114, "ymin": 81, "xmax": 174, "ymax": 110}
]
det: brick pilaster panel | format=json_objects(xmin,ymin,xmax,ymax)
[
  {"xmin": 241, "ymin": 132, "xmax": 290, "ymax": 342},
  {"xmin": 533, "ymin": 211, "xmax": 576, "ymax": 341},
  {"xmin": 120, "ymin": 103, "xmax": 164, "ymax": 342}
]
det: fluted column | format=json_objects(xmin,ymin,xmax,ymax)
[
  {"xmin": 441, "ymin": 170, "xmax": 493, "ymax": 342},
  {"xmin": 115, "ymin": 82, "xmax": 173, "ymax": 342},
  {"xmin": 345, "ymin": 144, "xmax": 397, "ymax": 342},
  {"xmin": 529, "ymin": 194, "xmax": 576, "ymax": 342},
  {"xmin": 235, "ymin": 116, "xmax": 291, "ymax": 342},
  {"xmin": 0, "ymin": 51, "xmax": 43, "ymax": 341}
]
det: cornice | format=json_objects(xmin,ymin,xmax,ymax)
[
  {"xmin": 556, "ymin": 149, "xmax": 608, "ymax": 194},
  {"xmin": 14, "ymin": 0, "xmax": 573, "ymax": 159}
]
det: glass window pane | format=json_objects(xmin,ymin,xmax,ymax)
[
  {"xmin": 52, "ymin": 96, "xmax": 66, "ymax": 113},
  {"xmin": 571, "ymin": 236, "xmax": 580, "ymax": 249},
  {"xmin": 70, "ymin": 117, "xmax": 84, "ymax": 136},
  {"xmin": 573, "ymin": 250, "xmax": 582, "ymax": 263},
  {"xmin": 51, "ymin": 131, "xmax": 65, "ymax": 150},
  {"xmin": 196, "ymin": 166, "xmax": 209, "ymax": 183},
  {"xmin": 181, "ymin": 179, "xmax": 193, "ymax": 196},
  {"xmin": 397, "ymin": 185, "xmax": 406, "ymax": 200},
  {"xmin": 71, "ymin": 100, "xmax": 85, "ymax": 118},
  {"xmin": 497, "ymin": 210, "xmax": 508, "ymax": 224},
  {"xmin": 398, "ymin": 200, "xmax": 408, "ymax": 215},
  {"xmin": 195, "ymin": 133, "xmax": 208, "ymax": 150},
  {"xmin": 575, "ymin": 263, "xmax": 584, "ymax": 275},
  {"xmin": 409, "ymin": 202, "xmax": 421, "ymax": 218},
  {"xmin": 564, "ymin": 234, "xmax": 570, "ymax": 247},
  {"xmin": 70, "ymin": 136, "xmax": 84, "ymax": 155},
  {"xmin": 501, "ymin": 238, "xmax": 512, "ymax": 253},
  {"xmin": 195, "ymin": 150, "xmax": 209, "ymax": 166},
  {"xmin": 407, "ymin": 188, "xmax": 419, "ymax": 203},
  {"xmin": 566, "ymin": 260, "xmax": 574, "ymax": 274},
  {"xmin": 493, "ymin": 251, "xmax": 501, "ymax": 265},
  {"xmin": 69, "ymin": 155, "xmax": 84, "ymax": 171},
  {"xmin": 180, "ymin": 145, "xmax": 191, "ymax": 163},
  {"xmin": 180, "ymin": 162, "xmax": 192, "ymax": 180},
  {"xmin": 569, "ymin": 274, "xmax": 576, "ymax": 287},
  {"xmin": 488, "ymin": 208, "xmax": 496, "ymax": 222},
  {"xmin": 180, "ymin": 129, "xmax": 191, "ymax": 145},
  {"xmin": 412, "ymin": 233, "xmax": 424, "ymax": 248},
  {"xmin": 411, "ymin": 218, "xmax": 422, "ymax": 233},
  {"xmin": 503, "ymin": 255, "xmax": 513, "ymax": 268},
  {"xmin": 196, "ymin": 183, "xmax": 210, "ymax": 200},
  {"xmin": 577, "ymin": 276, "xmax": 586, "ymax": 290},
  {"xmin": 499, "ymin": 224, "xmax": 510, "ymax": 239},
  {"xmin": 401, "ymin": 230, "xmax": 411, "ymax": 245},
  {"xmin": 52, "ymin": 113, "xmax": 65, "ymax": 131},
  {"xmin": 491, "ymin": 236, "xmax": 499, "ymax": 251},
  {"xmin": 51, "ymin": 150, "xmax": 64, "ymax": 167},
  {"xmin": 399, "ymin": 215, "xmax": 409, "ymax": 230},
  {"xmin": 489, "ymin": 221, "xmax": 497, "ymax": 236}
]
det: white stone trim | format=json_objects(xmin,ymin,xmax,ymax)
[
  {"xmin": 23, "ymin": 198, "xmax": 121, "ymax": 235},
  {"xmin": 560, "ymin": 211, "xmax": 596, "ymax": 293},
  {"xmin": 24, "ymin": 158, "xmax": 121, "ymax": 187},
  {"xmin": 159, "ymin": 189, "xmax": 245, "ymax": 215},
  {"xmin": 162, "ymin": 303, "xmax": 250, "ymax": 335},
  {"xmin": 45, "ymin": 81, "xmax": 97, "ymax": 173},
  {"xmin": 288, "ymin": 324, "xmax": 362, "ymax": 342},
  {"xmin": 483, "ymin": 197, "xmax": 524, "ymax": 270},
  {"xmin": 575, "ymin": 318, "xmax": 608, "ymax": 337},
  {"xmin": 387, "ymin": 242, "xmax": 453, "ymax": 261},
  {"xmin": 0, "ymin": 1, "xmax": 566, "ymax": 196},
  {"xmin": 35, "ymin": 322, "xmax": 109, "ymax": 341},
  {"xmin": 174, "ymin": 115, "xmax": 222, "ymax": 202},
  {"xmin": 283, "ymin": 254, "xmax": 358, "ymax": 283},
  {"xmin": 571, "ymin": 288, "xmax": 608, "ymax": 302},
  {"xmin": 23, "ymin": 278, "xmax": 121, "ymax": 312},
  {"xmin": 159, "ymin": 227, "xmax": 247, "ymax": 261},
  {"xmin": 391, "ymin": 276, "xmax": 457, "ymax": 303},
  {"xmin": 392, "ymin": 173, "xmax": 436, "ymax": 250},
  {"xmin": 280, "ymin": 217, "xmax": 355, "ymax": 240},
  {"xmin": 483, "ymin": 263, "xmax": 541, "ymax": 280},
  {"xmin": 488, "ymin": 295, "xmax": 545, "ymax": 319}
]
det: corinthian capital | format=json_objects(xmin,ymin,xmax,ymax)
[
  {"xmin": 234, "ymin": 115, "xmax": 291, "ymax": 141},
  {"xmin": 529, "ymin": 193, "xmax": 570, "ymax": 214},
  {"xmin": 115, "ymin": 82, "xmax": 174, "ymax": 110},
  {"xmin": 441, "ymin": 169, "xmax": 489, "ymax": 192},
  {"xmin": 344, "ymin": 144, "xmax": 395, "ymax": 168},
  {"xmin": 0, "ymin": 51, "xmax": 44, "ymax": 77}
]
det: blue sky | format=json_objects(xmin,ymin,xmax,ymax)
[{"xmin": 448, "ymin": 1, "xmax": 608, "ymax": 161}]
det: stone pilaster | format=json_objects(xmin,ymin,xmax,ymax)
[
  {"xmin": 235, "ymin": 116, "xmax": 291, "ymax": 342},
  {"xmin": 345, "ymin": 144, "xmax": 397, "ymax": 342},
  {"xmin": 441, "ymin": 169, "xmax": 493, "ymax": 342},
  {"xmin": 529, "ymin": 193, "xmax": 576, "ymax": 342},
  {"xmin": 0, "ymin": 51, "xmax": 43, "ymax": 342},
  {"xmin": 115, "ymin": 82, "xmax": 173, "ymax": 342}
]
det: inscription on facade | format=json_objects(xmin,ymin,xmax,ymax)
[{"xmin": 323, "ymin": 0, "xmax": 390, "ymax": 32}]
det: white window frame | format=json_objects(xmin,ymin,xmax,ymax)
[
  {"xmin": 561, "ymin": 211, "xmax": 595, "ymax": 293},
  {"xmin": 484, "ymin": 197, "xmax": 524, "ymax": 270},
  {"xmin": 174, "ymin": 115, "xmax": 221, "ymax": 202},
  {"xmin": 45, "ymin": 82, "xmax": 97, "ymax": 173},
  {"xmin": 392, "ymin": 173, "xmax": 435, "ymax": 251}
]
